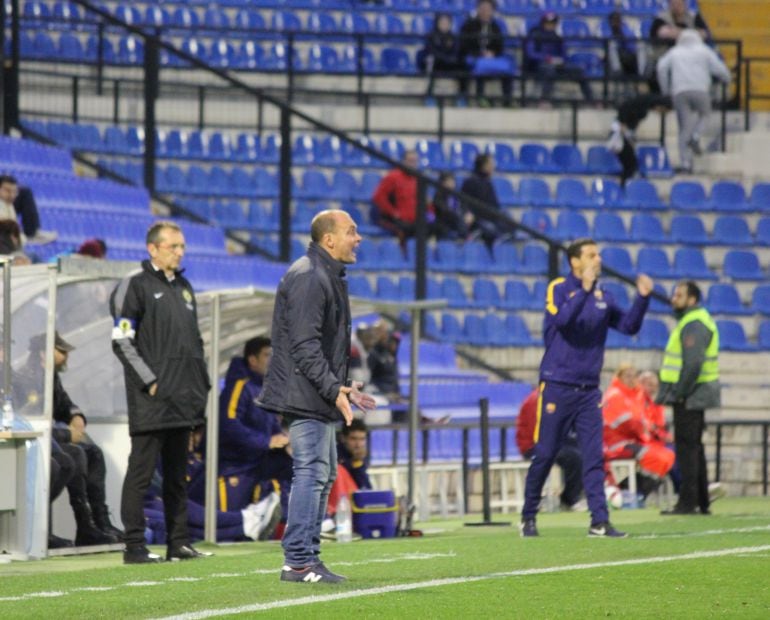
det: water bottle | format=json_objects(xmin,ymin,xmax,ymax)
[
  {"xmin": 1, "ymin": 396, "xmax": 14, "ymax": 431},
  {"xmin": 621, "ymin": 490, "xmax": 638, "ymax": 509},
  {"xmin": 335, "ymin": 495, "xmax": 353, "ymax": 543}
]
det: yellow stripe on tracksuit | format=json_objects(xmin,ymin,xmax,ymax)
[
  {"xmin": 545, "ymin": 277, "xmax": 565, "ymax": 315},
  {"xmin": 227, "ymin": 378, "xmax": 248, "ymax": 419},
  {"xmin": 218, "ymin": 476, "xmax": 227, "ymax": 512},
  {"xmin": 533, "ymin": 382, "xmax": 546, "ymax": 444}
]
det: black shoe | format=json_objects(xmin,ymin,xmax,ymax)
[
  {"xmin": 661, "ymin": 506, "xmax": 698, "ymax": 516},
  {"xmin": 124, "ymin": 547, "xmax": 162, "ymax": 564},
  {"xmin": 93, "ymin": 506, "xmax": 125, "ymax": 542},
  {"xmin": 48, "ymin": 534, "xmax": 73, "ymax": 549},
  {"xmin": 280, "ymin": 562, "xmax": 347, "ymax": 583},
  {"xmin": 588, "ymin": 522, "xmax": 627, "ymax": 538},
  {"xmin": 75, "ymin": 525, "xmax": 118, "ymax": 546},
  {"xmin": 519, "ymin": 519, "xmax": 539, "ymax": 537},
  {"xmin": 166, "ymin": 544, "xmax": 213, "ymax": 561}
]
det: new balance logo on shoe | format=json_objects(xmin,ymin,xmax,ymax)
[
  {"xmin": 588, "ymin": 522, "xmax": 627, "ymax": 538},
  {"xmin": 303, "ymin": 571, "xmax": 323, "ymax": 583},
  {"xmin": 280, "ymin": 563, "xmax": 347, "ymax": 583}
]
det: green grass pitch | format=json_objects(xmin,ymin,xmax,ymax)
[{"xmin": 2, "ymin": 497, "xmax": 769, "ymax": 618}]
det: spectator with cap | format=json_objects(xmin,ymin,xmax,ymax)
[
  {"xmin": 17, "ymin": 331, "xmax": 123, "ymax": 547},
  {"xmin": 525, "ymin": 12, "xmax": 594, "ymax": 106}
]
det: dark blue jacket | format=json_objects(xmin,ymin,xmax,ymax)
[
  {"xmin": 219, "ymin": 356, "xmax": 282, "ymax": 474},
  {"xmin": 525, "ymin": 25, "xmax": 565, "ymax": 72},
  {"xmin": 540, "ymin": 273, "xmax": 649, "ymax": 387},
  {"xmin": 337, "ymin": 442, "xmax": 372, "ymax": 490},
  {"xmin": 258, "ymin": 242, "xmax": 352, "ymax": 422}
]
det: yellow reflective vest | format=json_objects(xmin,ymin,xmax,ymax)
[{"xmin": 660, "ymin": 307, "xmax": 719, "ymax": 384}]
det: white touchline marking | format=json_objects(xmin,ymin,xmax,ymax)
[
  {"xmin": 155, "ymin": 545, "xmax": 770, "ymax": 620},
  {"xmin": 634, "ymin": 525, "xmax": 770, "ymax": 539},
  {"xmin": 0, "ymin": 552, "xmax": 455, "ymax": 605}
]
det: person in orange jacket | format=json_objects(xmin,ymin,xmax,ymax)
[
  {"xmin": 639, "ymin": 370, "xmax": 682, "ymax": 492},
  {"xmin": 603, "ymin": 364, "xmax": 675, "ymax": 498}
]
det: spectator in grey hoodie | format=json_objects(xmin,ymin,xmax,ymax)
[{"xmin": 656, "ymin": 29, "xmax": 730, "ymax": 173}]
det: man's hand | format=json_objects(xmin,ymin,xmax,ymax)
[
  {"xmin": 349, "ymin": 381, "xmax": 377, "ymax": 413},
  {"xmin": 336, "ymin": 387, "xmax": 354, "ymax": 426},
  {"xmin": 636, "ymin": 273, "xmax": 654, "ymax": 297},
  {"xmin": 581, "ymin": 265, "xmax": 597, "ymax": 292},
  {"xmin": 148, "ymin": 382, "xmax": 158, "ymax": 397},
  {"xmin": 269, "ymin": 433, "xmax": 290, "ymax": 450},
  {"xmin": 69, "ymin": 416, "xmax": 85, "ymax": 444}
]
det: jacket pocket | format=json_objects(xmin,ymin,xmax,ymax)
[
  {"xmin": 159, "ymin": 356, "xmax": 210, "ymax": 413},
  {"xmin": 286, "ymin": 370, "xmax": 332, "ymax": 414}
]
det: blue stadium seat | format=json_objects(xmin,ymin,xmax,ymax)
[
  {"xmin": 520, "ymin": 210, "xmax": 552, "ymax": 236},
  {"xmin": 307, "ymin": 44, "xmax": 341, "ymax": 73},
  {"xmin": 590, "ymin": 178, "xmax": 622, "ymax": 209},
  {"xmin": 461, "ymin": 241, "xmax": 495, "ymax": 273},
  {"xmin": 491, "ymin": 177, "xmax": 517, "ymax": 206},
  {"xmin": 587, "ymin": 0, "xmax": 625, "ymax": 16},
  {"xmin": 723, "ymin": 250, "xmax": 765, "ymax": 280},
  {"xmin": 171, "ymin": 7, "xmax": 200, "ymax": 29},
  {"xmin": 561, "ymin": 17, "xmax": 593, "ymax": 46},
  {"xmin": 447, "ymin": 141, "xmax": 480, "ymax": 172},
  {"xmin": 209, "ymin": 40, "xmax": 236, "ymax": 68},
  {"xmin": 375, "ymin": 275, "xmax": 400, "ymax": 301},
  {"xmin": 271, "ymin": 10, "xmax": 302, "ymax": 32},
  {"xmin": 463, "ymin": 314, "xmax": 488, "ymax": 346},
  {"xmin": 204, "ymin": 7, "xmax": 230, "ymax": 30},
  {"xmin": 637, "ymin": 145, "xmax": 673, "ymax": 177},
  {"xmin": 260, "ymin": 134, "xmax": 281, "ymax": 164},
  {"xmin": 504, "ymin": 314, "xmax": 535, "ymax": 346},
  {"xmin": 751, "ymin": 285, "xmax": 770, "ymax": 316},
  {"xmin": 186, "ymin": 131, "xmax": 207, "ymax": 160},
  {"xmin": 348, "ymin": 275, "xmax": 375, "ymax": 298},
  {"xmin": 629, "ymin": 213, "xmax": 666, "ymax": 243},
  {"xmin": 144, "ymin": 5, "xmax": 170, "ymax": 28},
  {"xmin": 530, "ymin": 280, "xmax": 548, "ymax": 311},
  {"xmin": 606, "ymin": 330, "xmax": 635, "ymax": 349},
  {"xmin": 114, "ymin": 5, "xmax": 142, "ymax": 26},
  {"xmin": 340, "ymin": 13, "xmax": 370, "ymax": 34},
  {"xmin": 716, "ymin": 320, "xmax": 757, "ymax": 351},
  {"xmin": 709, "ymin": 180, "xmax": 749, "ymax": 212},
  {"xmin": 712, "ymin": 215, "xmax": 752, "ymax": 246},
  {"xmin": 485, "ymin": 142, "xmax": 521, "ymax": 172},
  {"xmin": 627, "ymin": 0, "xmax": 666, "ymax": 17},
  {"xmin": 554, "ymin": 178, "xmax": 592, "ymax": 209},
  {"xmin": 600, "ymin": 247, "xmax": 635, "ymax": 277},
  {"xmin": 491, "ymin": 243, "xmax": 521, "ymax": 274},
  {"xmin": 519, "ymin": 143, "xmax": 559, "ymax": 173},
  {"xmin": 593, "ymin": 213, "xmax": 629, "ymax": 242},
  {"xmin": 673, "ymin": 248, "xmax": 717, "ymax": 280},
  {"xmin": 621, "ymin": 179, "xmax": 666, "ymax": 210},
  {"xmin": 553, "ymin": 211, "xmax": 589, "ymax": 241},
  {"xmin": 415, "ymin": 139, "xmax": 447, "ymax": 169},
  {"xmin": 648, "ymin": 283, "xmax": 671, "ymax": 313},
  {"xmin": 353, "ymin": 172, "xmax": 382, "ymax": 202},
  {"xmin": 636, "ymin": 318, "xmax": 670, "ymax": 349},
  {"xmin": 233, "ymin": 133, "xmax": 259, "ymax": 161},
  {"xmin": 542, "ymin": 0, "xmax": 581, "ymax": 15},
  {"xmin": 58, "ymin": 33, "xmax": 85, "ymax": 62},
  {"xmin": 297, "ymin": 170, "xmax": 331, "ymax": 200},
  {"xmin": 568, "ymin": 52, "xmax": 604, "ymax": 78},
  {"xmin": 208, "ymin": 132, "xmax": 232, "ymax": 160},
  {"xmin": 265, "ymin": 43, "xmax": 303, "ymax": 71},
  {"xmin": 430, "ymin": 240, "xmax": 463, "ymax": 272},
  {"xmin": 517, "ymin": 177, "xmax": 552, "ymax": 206},
  {"xmin": 340, "ymin": 45, "xmax": 377, "ymax": 74},
  {"xmin": 381, "ymin": 48, "xmax": 416, "ymax": 74},
  {"xmin": 518, "ymin": 244, "xmax": 548, "ymax": 275},
  {"xmin": 292, "ymin": 134, "xmax": 317, "ymax": 165},
  {"xmin": 32, "ymin": 32, "xmax": 56, "ymax": 59},
  {"xmin": 373, "ymin": 13, "xmax": 406, "ymax": 36},
  {"xmin": 706, "ymin": 284, "xmax": 751, "ymax": 315},
  {"xmin": 551, "ymin": 143, "xmax": 586, "ymax": 174},
  {"xmin": 750, "ymin": 183, "xmax": 770, "ymax": 211},
  {"xmin": 500, "ymin": 280, "xmax": 530, "ymax": 311},
  {"xmin": 671, "ymin": 180, "xmax": 708, "ymax": 211},
  {"xmin": 759, "ymin": 321, "xmax": 770, "ymax": 349},
  {"xmin": 328, "ymin": 170, "xmax": 357, "ymax": 202},
  {"xmin": 636, "ymin": 247, "xmax": 673, "ymax": 278},
  {"xmin": 442, "ymin": 277, "xmax": 471, "ymax": 308},
  {"xmin": 440, "ymin": 313, "xmax": 464, "ymax": 344},
  {"xmin": 472, "ymin": 279, "xmax": 502, "ymax": 308},
  {"xmin": 586, "ymin": 145, "xmax": 622, "ymax": 175},
  {"xmin": 755, "ymin": 217, "xmax": 770, "ymax": 246},
  {"xmin": 234, "ymin": 41, "xmax": 265, "ymax": 70},
  {"xmin": 118, "ymin": 36, "xmax": 144, "ymax": 65},
  {"xmin": 307, "ymin": 12, "xmax": 337, "ymax": 34},
  {"xmin": 670, "ymin": 215, "xmax": 708, "ymax": 245},
  {"xmin": 380, "ymin": 137, "xmax": 406, "ymax": 163}
]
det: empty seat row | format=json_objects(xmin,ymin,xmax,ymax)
[{"xmin": 530, "ymin": 212, "xmax": 770, "ymax": 246}]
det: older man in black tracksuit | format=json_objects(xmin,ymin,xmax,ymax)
[
  {"xmin": 259, "ymin": 209, "xmax": 375, "ymax": 584},
  {"xmin": 110, "ymin": 220, "xmax": 211, "ymax": 564}
]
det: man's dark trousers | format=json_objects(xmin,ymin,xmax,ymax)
[
  {"xmin": 672, "ymin": 404, "xmax": 709, "ymax": 512},
  {"xmin": 522, "ymin": 382, "xmax": 608, "ymax": 525}
]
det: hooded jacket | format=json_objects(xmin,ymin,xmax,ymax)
[
  {"xmin": 110, "ymin": 259, "xmax": 210, "ymax": 435},
  {"xmin": 656, "ymin": 29, "xmax": 730, "ymax": 97},
  {"xmin": 258, "ymin": 242, "xmax": 351, "ymax": 423}
]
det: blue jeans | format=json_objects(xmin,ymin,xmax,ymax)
[{"xmin": 282, "ymin": 418, "xmax": 337, "ymax": 568}]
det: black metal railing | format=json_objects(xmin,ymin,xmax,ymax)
[{"xmin": 743, "ymin": 57, "xmax": 770, "ymax": 131}]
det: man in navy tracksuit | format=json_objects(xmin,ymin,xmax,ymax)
[{"xmin": 521, "ymin": 238, "xmax": 653, "ymax": 538}]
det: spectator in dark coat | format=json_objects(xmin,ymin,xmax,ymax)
[
  {"xmin": 458, "ymin": 0, "xmax": 513, "ymax": 106},
  {"xmin": 460, "ymin": 153, "xmax": 501, "ymax": 247},
  {"xmin": 525, "ymin": 12, "xmax": 594, "ymax": 104},
  {"xmin": 423, "ymin": 13, "xmax": 464, "ymax": 100},
  {"xmin": 432, "ymin": 172, "xmax": 472, "ymax": 240}
]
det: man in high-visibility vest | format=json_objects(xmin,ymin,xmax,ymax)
[{"xmin": 657, "ymin": 280, "xmax": 720, "ymax": 515}]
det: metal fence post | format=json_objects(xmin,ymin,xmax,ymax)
[
  {"xmin": 143, "ymin": 35, "xmax": 159, "ymax": 193},
  {"xmin": 278, "ymin": 106, "xmax": 292, "ymax": 262}
]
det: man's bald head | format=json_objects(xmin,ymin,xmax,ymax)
[{"xmin": 310, "ymin": 209, "xmax": 343, "ymax": 243}]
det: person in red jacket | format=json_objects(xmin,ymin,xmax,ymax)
[
  {"xmin": 371, "ymin": 150, "xmax": 434, "ymax": 241},
  {"xmin": 603, "ymin": 364, "xmax": 675, "ymax": 498},
  {"xmin": 516, "ymin": 387, "xmax": 585, "ymax": 510}
]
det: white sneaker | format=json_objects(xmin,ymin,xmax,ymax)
[
  {"xmin": 242, "ymin": 493, "xmax": 281, "ymax": 541},
  {"xmin": 708, "ymin": 482, "xmax": 726, "ymax": 503},
  {"xmin": 26, "ymin": 230, "xmax": 58, "ymax": 245}
]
